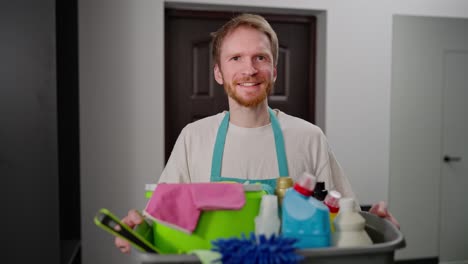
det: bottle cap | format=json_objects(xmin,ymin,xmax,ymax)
[
  {"xmin": 339, "ymin": 197, "xmax": 356, "ymax": 213},
  {"xmin": 314, "ymin": 182, "xmax": 326, "ymax": 191},
  {"xmin": 324, "ymin": 190, "xmax": 342, "ymax": 213},
  {"xmin": 276, "ymin": 177, "xmax": 293, "ymax": 189},
  {"xmin": 313, "ymin": 182, "xmax": 328, "ymax": 201},
  {"xmin": 293, "ymin": 172, "xmax": 316, "ymax": 196}
]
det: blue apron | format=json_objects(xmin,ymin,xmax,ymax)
[{"xmin": 210, "ymin": 108, "xmax": 289, "ymax": 194}]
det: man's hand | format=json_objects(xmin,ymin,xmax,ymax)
[
  {"xmin": 369, "ymin": 201, "xmax": 400, "ymax": 229},
  {"xmin": 114, "ymin": 209, "xmax": 143, "ymax": 254}
]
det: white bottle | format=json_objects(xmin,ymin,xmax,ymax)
[
  {"xmin": 255, "ymin": 195, "xmax": 280, "ymax": 238},
  {"xmin": 332, "ymin": 197, "xmax": 373, "ymax": 247}
]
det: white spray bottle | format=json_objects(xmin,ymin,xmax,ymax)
[{"xmin": 255, "ymin": 194, "xmax": 280, "ymax": 238}]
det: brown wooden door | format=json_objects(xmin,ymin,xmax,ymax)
[{"xmin": 165, "ymin": 10, "xmax": 316, "ymax": 161}]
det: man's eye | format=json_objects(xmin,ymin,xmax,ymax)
[
  {"xmin": 257, "ymin": 56, "xmax": 265, "ymax": 61},
  {"xmin": 231, "ymin": 56, "xmax": 240, "ymax": 61}
]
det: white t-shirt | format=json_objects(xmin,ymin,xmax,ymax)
[{"xmin": 159, "ymin": 109, "xmax": 356, "ymax": 199}]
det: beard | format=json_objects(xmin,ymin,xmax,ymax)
[{"xmin": 223, "ymin": 76, "xmax": 274, "ymax": 107}]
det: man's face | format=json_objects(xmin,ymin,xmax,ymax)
[{"xmin": 214, "ymin": 26, "xmax": 277, "ymax": 107}]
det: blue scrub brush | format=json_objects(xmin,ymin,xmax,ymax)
[{"xmin": 211, "ymin": 232, "xmax": 303, "ymax": 264}]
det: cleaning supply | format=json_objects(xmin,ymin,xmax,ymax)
[
  {"xmin": 281, "ymin": 172, "xmax": 331, "ymax": 248},
  {"xmin": 150, "ymin": 186, "xmax": 265, "ymax": 254},
  {"xmin": 275, "ymin": 177, "xmax": 293, "ymax": 207},
  {"xmin": 145, "ymin": 183, "xmax": 157, "ymax": 199},
  {"xmin": 332, "ymin": 197, "xmax": 373, "ymax": 247},
  {"xmin": 143, "ymin": 183, "xmax": 245, "ymax": 234},
  {"xmin": 255, "ymin": 195, "xmax": 280, "ymax": 238},
  {"xmin": 323, "ymin": 190, "xmax": 342, "ymax": 232},
  {"xmin": 145, "ymin": 183, "xmax": 200, "ymax": 233},
  {"xmin": 313, "ymin": 181, "xmax": 328, "ymax": 201},
  {"xmin": 190, "ymin": 183, "xmax": 245, "ymax": 210},
  {"xmin": 211, "ymin": 232, "xmax": 303, "ymax": 264}
]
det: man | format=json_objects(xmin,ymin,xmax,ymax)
[{"xmin": 115, "ymin": 13, "xmax": 399, "ymax": 253}]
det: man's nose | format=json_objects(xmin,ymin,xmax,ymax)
[{"xmin": 241, "ymin": 59, "xmax": 258, "ymax": 75}]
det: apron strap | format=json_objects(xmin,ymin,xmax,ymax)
[
  {"xmin": 210, "ymin": 108, "xmax": 289, "ymax": 180},
  {"xmin": 211, "ymin": 111, "xmax": 230, "ymax": 179},
  {"xmin": 268, "ymin": 108, "xmax": 289, "ymax": 177}
]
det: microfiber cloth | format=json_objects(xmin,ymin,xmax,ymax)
[
  {"xmin": 143, "ymin": 183, "xmax": 245, "ymax": 234},
  {"xmin": 190, "ymin": 183, "xmax": 245, "ymax": 210}
]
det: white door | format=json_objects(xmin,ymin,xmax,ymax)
[
  {"xmin": 390, "ymin": 16, "xmax": 468, "ymax": 262},
  {"xmin": 439, "ymin": 52, "xmax": 468, "ymax": 264}
]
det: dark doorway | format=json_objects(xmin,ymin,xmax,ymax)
[
  {"xmin": 56, "ymin": 0, "xmax": 81, "ymax": 262},
  {"xmin": 165, "ymin": 10, "xmax": 317, "ymax": 162},
  {"xmin": 1, "ymin": 1, "xmax": 81, "ymax": 263}
]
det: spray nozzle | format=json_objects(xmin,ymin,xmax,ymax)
[{"xmin": 338, "ymin": 197, "xmax": 356, "ymax": 213}]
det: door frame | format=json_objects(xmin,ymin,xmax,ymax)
[{"xmin": 164, "ymin": 8, "xmax": 317, "ymax": 161}]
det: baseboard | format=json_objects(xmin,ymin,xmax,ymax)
[{"xmin": 395, "ymin": 257, "xmax": 438, "ymax": 264}]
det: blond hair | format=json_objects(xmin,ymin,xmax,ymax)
[{"xmin": 211, "ymin": 13, "xmax": 279, "ymax": 66}]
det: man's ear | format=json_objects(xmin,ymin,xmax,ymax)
[{"xmin": 214, "ymin": 64, "xmax": 224, "ymax": 85}]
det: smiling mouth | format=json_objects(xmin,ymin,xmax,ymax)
[{"xmin": 237, "ymin": 82, "xmax": 261, "ymax": 87}]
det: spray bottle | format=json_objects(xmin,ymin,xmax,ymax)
[
  {"xmin": 281, "ymin": 172, "xmax": 331, "ymax": 248},
  {"xmin": 255, "ymin": 195, "xmax": 280, "ymax": 238}
]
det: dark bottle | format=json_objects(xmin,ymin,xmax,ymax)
[{"xmin": 313, "ymin": 181, "xmax": 328, "ymax": 201}]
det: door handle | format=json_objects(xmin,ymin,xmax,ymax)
[{"xmin": 443, "ymin": 155, "xmax": 462, "ymax": 163}]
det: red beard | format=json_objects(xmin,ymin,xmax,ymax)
[{"xmin": 224, "ymin": 76, "xmax": 274, "ymax": 107}]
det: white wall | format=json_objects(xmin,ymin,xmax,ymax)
[
  {"xmin": 79, "ymin": 1, "xmax": 468, "ymax": 263},
  {"xmin": 79, "ymin": 1, "xmax": 164, "ymax": 263},
  {"xmin": 391, "ymin": 15, "xmax": 468, "ymax": 260}
]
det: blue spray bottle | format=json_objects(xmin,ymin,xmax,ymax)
[{"xmin": 281, "ymin": 172, "xmax": 331, "ymax": 248}]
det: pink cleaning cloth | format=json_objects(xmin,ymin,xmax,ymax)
[
  {"xmin": 190, "ymin": 183, "xmax": 245, "ymax": 210},
  {"xmin": 143, "ymin": 183, "xmax": 200, "ymax": 234},
  {"xmin": 143, "ymin": 183, "xmax": 245, "ymax": 234}
]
